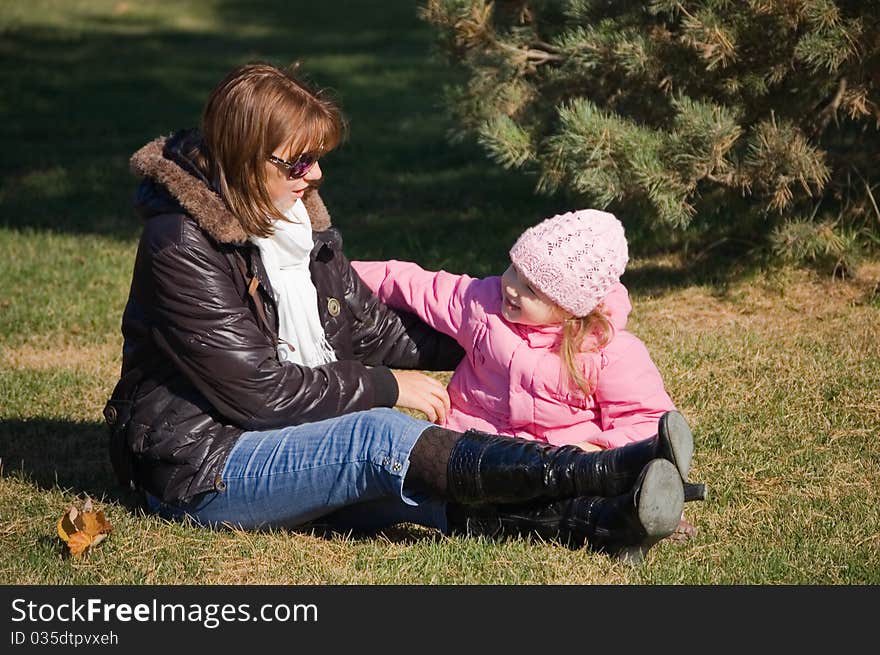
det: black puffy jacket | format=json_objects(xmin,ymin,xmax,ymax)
[{"xmin": 105, "ymin": 130, "xmax": 464, "ymax": 504}]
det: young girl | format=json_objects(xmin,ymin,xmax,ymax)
[
  {"xmin": 353, "ymin": 209, "xmax": 703, "ymax": 526},
  {"xmin": 353, "ymin": 209, "xmax": 675, "ymax": 446}
]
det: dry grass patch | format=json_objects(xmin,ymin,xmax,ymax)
[
  {"xmin": 1, "ymin": 341, "xmax": 121, "ymax": 375},
  {"xmin": 633, "ymin": 260, "xmax": 880, "ymax": 332}
]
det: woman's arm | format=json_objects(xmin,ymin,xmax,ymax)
[{"xmin": 142, "ymin": 219, "xmax": 394, "ymax": 431}]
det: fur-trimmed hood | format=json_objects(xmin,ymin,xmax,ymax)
[{"xmin": 129, "ymin": 130, "xmax": 332, "ymax": 244}]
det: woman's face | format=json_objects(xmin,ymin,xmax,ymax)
[
  {"xmin": 265, "ymin": 145, "xmax": 323, "ymax": 212},
  {"xmin": 500, "ymin": 263, "xmax": 568, "ymax": 326}
]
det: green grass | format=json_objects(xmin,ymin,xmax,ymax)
[{"xmin": 1, "ymin": 1, "xmax": 879, "ymax": 584}]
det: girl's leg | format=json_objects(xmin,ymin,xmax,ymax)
[
  {"xmin": 145, "ymin": 408, "xmax": 444, "ymax": 531},
  {"xmin": 443, "ymin": 410, "xmax": 699, "ymax": 503}
]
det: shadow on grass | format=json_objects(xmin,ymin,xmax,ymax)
[
  {"xmin": 0, "ymin": 417, "xmax": 440, "ymax": 543},
  {"xmin": 0, "ymin": 1, "xmax": 563, "ymax": 259},
  {"xmin": 304, "ymin": 523, "xmax": 445, "ymax": 546},
  {"xmin": 623, "ymin": 257, "xmax": 748, "ymax": 296},
  {"xmin": 0, "ymin": 418, "xmax": 141, "ymax": 509},
  {"xmin": 0, "ymin": 0, "xmax": 760, "ymax": 291}
]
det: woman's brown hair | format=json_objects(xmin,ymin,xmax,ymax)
[
  {"xmin": 559, "ymin": 304, "xmax": 614, "ymax": 397},
  {"xmin": 201, "ymin": 62, "xmax": 344, "ymax": 238}
]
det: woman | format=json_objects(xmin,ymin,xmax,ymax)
[{"xmin": 104, "ymin": 62, "xmax": 686, "ymax": 563}]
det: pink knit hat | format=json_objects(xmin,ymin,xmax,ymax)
[{"xmin": 509, "ymin": 209, "xmax": 628, "ymax": 317}]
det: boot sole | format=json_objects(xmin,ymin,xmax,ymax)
[
  {"xmin": 637, "ymin": 459, "xmax": 685, "ymax": 537},
  {"xmin": 658, "ymin": 410, "xmax": 694, "ymax": 483},
  {"xmin": 617, "ymin": 459, "xmax": 684, "ymax": 565}
]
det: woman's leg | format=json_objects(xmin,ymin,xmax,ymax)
[
  {"xmin": 448, "ymin": 459, "xmax": 685, "ymax": 564},
  {"xmin": 146, "ymin": 408, "xmax": 445, "ymax": 531},
  {"xmin": 316, "ymin": 496, "xmax": 449, "ymax": 534}
]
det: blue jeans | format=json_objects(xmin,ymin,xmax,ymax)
[{"xmin": 145, "ymin": 408, "xmax": 449, "ymax": 534}]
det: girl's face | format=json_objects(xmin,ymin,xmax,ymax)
[
  {"xmin": 500, "ymin": 264, "xmax": 569, "ymax": 326},
  {"xmin": 265, "ymin": 145, "xmax": 323, "ymax": 212}
]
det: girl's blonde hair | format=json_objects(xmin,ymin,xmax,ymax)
[
  {"xmin": 559, "ymin": 303, "xmax": 614, "ymax": 397},
  {"xmin": 201, "ymin": 62, "xmax": 344, "ymax": 238}
]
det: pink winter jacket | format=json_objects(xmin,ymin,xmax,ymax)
[{"xmin": 351, "ymin": 260, "xmax": 675, "ymax": 448}]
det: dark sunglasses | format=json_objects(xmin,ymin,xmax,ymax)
[{"xmin": 267, "ymin": 151, "xmax": 320, "ymax": 180}]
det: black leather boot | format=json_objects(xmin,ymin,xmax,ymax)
[
  {"xmin": 449, "ymin": 459, "xmax": 684, "ymax": 564},
  {"xmin": 446, "ymin": 410, "xmax": 699, "ymax": 505},
  {"xmin": 579, "ymin": 409, "xmax": 700, "ymax": 498}
]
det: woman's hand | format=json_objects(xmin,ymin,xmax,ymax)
[{"xmin": 391, "ymin": 370, "xmax": 451, "ymax": 424}]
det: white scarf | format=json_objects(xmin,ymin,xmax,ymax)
[{"xmin": 251, "ymin": 200, "xmax": 337, "ymax": 367}]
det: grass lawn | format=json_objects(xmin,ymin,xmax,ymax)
[{"xmin": 1, "ymin": 1, "xmax": 878, "ymax": 584}]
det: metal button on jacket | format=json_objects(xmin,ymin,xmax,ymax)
[
  {"xmin": 103, "ymin": 404, "xmax": 118, "ymax": 426},
  {"xmin": 327, "ymin": 297, "xmax": 341, "ymax": 317}
]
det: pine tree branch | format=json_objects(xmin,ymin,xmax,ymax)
[
  {"xmin": 532, "ymin": 39, "xmax": 563, "ymax": 54},
  {"xmin": 423, "ymin": 0, "xmax": 879, "ymax": 271},
  {"xmin": 691, "ymin": 237, "xmax": 761, "ymax": 263},
  {"xmin": 865, "ymin": 180, "xmax": 880, "ymax": 228},
  {"xmin": 496, "ymin": 39, "xmax": 564, "ymax": 65},
  {"xmin": 812, "ymin": 77, "xmax": 848, "ymax": 138},
  {"xmin": 852, "ymin": 166, "xmax": 880, "ymax": 229},
  {"xmin": 705, "ymin": 172, "xmax": 736, "ymax": 186}
]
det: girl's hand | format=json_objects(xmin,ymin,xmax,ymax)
[
  {"xmin": 572, "ymin": 439, "xmax": 603, "ymax": 452},
  {"xmin": 391, "ymin": 370, "xmax": 451, "ymax": 424}
]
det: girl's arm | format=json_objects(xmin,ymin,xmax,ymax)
[
  {"xmin": 338, "ymin": 249, "xmax": 465, "ymax": 372},
  {"xmin": 351, "ymin": 260, "xmax": 471, "ymax": 342},
  {"xmin": 591, "ymin": 331, "xmax": 676, "ymax": 448}
]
